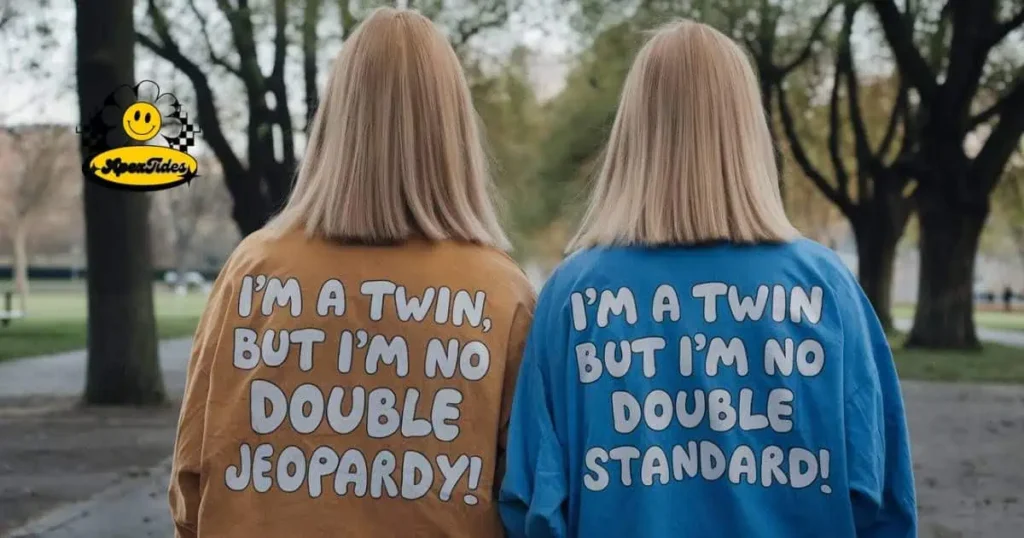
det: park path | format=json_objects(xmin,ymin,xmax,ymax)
[
  {"xmin": 894, "ymin": 319, "xmax": 1024, "ymax": 348},
  {"xmin": 2, "ymin": 330, "xmax": 1023, "ymax": 537},
  {"xmin": 5, "ymin": 459, "xmax": 174, "ymax": 538},
  {"xmin": 0, "ymin": 339, "xmax": 192, "ymax": 537},
  {"xmin": 0, "ymin": 319, "xmax": 1017, "ymax": 402},
  {"xmin": 0, "ymin": 338, "xmax": 193, "ymax": 402},
  {"xmin": 5, "ymin": 379, "xmax": 1023, "ymax": 538}
]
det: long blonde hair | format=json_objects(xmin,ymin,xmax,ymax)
[
  {"xmin": 269, "ymin": 7, "xmax": 510, "ymax": 250},
  {"xmin": 567, "ymin": 19, "xmax": 798, "ymax": 252}
]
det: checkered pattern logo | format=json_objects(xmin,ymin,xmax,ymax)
[
  {"xmin": 77, "ymin": 81, "xmax": 203, "ymax": 190},
  {"xmin": 166, "ymin": 110, "xmax": 200, "ymax": 152}
]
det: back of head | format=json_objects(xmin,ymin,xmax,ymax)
[
  {"xmin": 568, "ymin": 19, "xmax": 798, "ymax": 252},
  {"xmin": 271, "ymin": 7, "xmax": 509, "ymax": 250}
]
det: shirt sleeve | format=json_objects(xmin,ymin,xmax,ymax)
[
  {"xmin": 499, "ymin": 280, "xmax": 570, "ymax": 538},
  {"xmin": 168, "ymin": 269, "xmax": 234, "ymax": 538},
  {"xmin": 839, "ymin": 271, "xmax": 918, "ymax": 538},
  {"xmin": 495, "ymin": 297, "xmax": 537, "ymax": 497}
]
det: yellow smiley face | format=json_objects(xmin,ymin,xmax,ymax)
[{"xmin": 122, "ymin": 102, "xmax": 162, "ymax": 142}]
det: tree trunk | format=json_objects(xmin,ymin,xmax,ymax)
[
  {"xmin": 12, "ymin": 224, "xmax": 29, "ymax": 312},
  {"xmin": 851, "ymin": 187, "xmax": 912, "ymax": 332},
  {"xmin": 76, "ymin": 0, "xmax": 166, "ymax": 405},
  {"xmin": 906, "ymin": 196, "xmax": 986, "ymax": 350},
  {"xmin": 227, "ymin": 169, "xmax": 276, "ymax": 236},
  {"xmin": 852, "ymin": 221, "xmax": 899, "ymax": 332}
]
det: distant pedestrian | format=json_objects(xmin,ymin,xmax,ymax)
[{"xmin": 1004, "ymin": 286, "xmax": 1015, "ymax": 312}]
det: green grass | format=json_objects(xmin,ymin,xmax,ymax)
[
  {"xmin": 890, "ymin": 336, "xmax": 1024, "ymax": 384},
  {"xmin": 887, "ymin": 306, "xmax": 1024, "ymax": 383},
  {"xmin": 0, "ymin": 280, "xmax": 206, "ymax": 362},
  {"xmin": 3, "ymin": 281, "xmax": 1022, "ymax": 384},
  {"xmin": 892, "ymin": 305, "xmax": 1024, "ymax": 333}
]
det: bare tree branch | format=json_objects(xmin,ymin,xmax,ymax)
[
  {"xmin": 153, "ymin": 158, "xmax": 231, "ymax": 274},
  {"xmin": 270, "ymin": 0, "xmax": 287, "ymax": 83},
  {"xmin": 303, "ymin": 0, "xmax": 323, "ymax": 130},
  {"xmin": 267, "ymin": 0, "xmax": 295, "ymax": 175},
  {"xmin": 776, "ymin": 84, "xmax": 854, "ymax": 215},
  {"xmin": 837, "ymin": 3, "xmax": 875, "ymax": 201},
  {"xmin": 411, "ymin": 0, "xmax": 445, "ymax": 20},
  {"xmin": 827, "ymin": 59, "xmax": 852, "ymax": 203},
  {"xmin": 137, "ymin": 7, "xmax": 270, "ymax": 233},
  {"xmin": 970, "ymin": 100, "xmax": 1003, "ymax": 128},
  {"xmin": 876, "ymin": 81, "xmax": 908, "ymax": 160},
  {"xmin": 970, "ymin": 72, "xmax": 1024, "ymax": 128},
  {"xmin": 869, "ymin": 0, "xmax": 938, "ymax": 103},
  {"xmin": 0, "ymin": 125, "xmax": 78, "ymax": 304},
  {"xmin": 186, "ymin": 0, "xmax": 242, "ymax": 77},
  {"xmin": 138, "ymin": 4, "xmax": 245, "ymax": 185},
  {"xmin": 338, "ymin": 0, "xmax": 357, "ymax": 39},
  {"xmin": 988, "ymin": 6, "xmax": 1024, "ymax": 49},
  {"xmin": 779, "ymin": 0, "xmax": 842, "ymax": 76},
  {"xmin": 942, "ymin": 0, "xmax": 996, "ymax": 125},
  {"xmin": 214, "ymin": 0, "xmax": 265, "ymax": 93},
  {"xmin": 0, "ymin": 0, "xmax": 14, "ymax": 31},
  {"xmin": 4, "ymin": 126, "xmax": 76, "ymax": 221},
  {"xmin": 756, "ymin": 0, "xmax": 778, "ymax": 63},
  {"xmin": 973, "ymin": 79, "xmax": 1024, "ymax": 192},
  {"xmin": 452, "ymin": 0, "xmax": 518, "ymax": 48}
]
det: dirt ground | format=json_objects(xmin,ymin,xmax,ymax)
[
  {"xmin": 903, "ymin": 381, "xmax": 1024, "ymax": 538},
  {"xmin": 1, "ymin": 382, "xmax": 1022, "ymax": 537},
  {"xmin": 0, "ymin": 397, "xmax": 180, "ymax": 535}
]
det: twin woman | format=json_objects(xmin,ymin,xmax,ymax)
[{"xmin": 168, "ymin": 7, "xmax": 917, "ymax": 538}]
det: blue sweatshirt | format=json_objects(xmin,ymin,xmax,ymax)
[{"xmin": 499, "ymin": 239, "xmax": 916, "ymax": 538}]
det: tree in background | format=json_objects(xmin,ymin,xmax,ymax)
[
  {"xmin": 528, "ymin": 0, "xmax": 842, "ymax": 250},
  {"xmin": 136, "ymin": 0, "xmax": 519, "ymax": 236},
  {"xmin": 76, "ymin": 0, "xmax": 166, "ymax": 405},
  {"xmin": 869, "ymin": 0, "xmax": 1024, "ymax": 348},
  {"xmin": 519, "ymin": 20, "xmax": 640, "ymax": 250},
  {"xmin": 0, "ymin": 0, "xmax": 13, "ymax": 30},
  {"xmin": 567, "ymin": 0, "xmax": 839, "ymax": 200},
  {"xmin": 991, "ymin": 146, "xmax": 1024, "ymax": 270},
  {"xmin": 696, "ymin": 0, "xmax": 840, "ymax": 198},
  {"xmin": 468, "ymin": 46, "xmax": 548, "ymax": 256},
  {"xmin": 151, "ymin": 155, "xmax": 233, "ymax": 279},
  {"xmin": 0, "ymin": 125, "xmax": 79, "ymax": 311},
  {"xmin": 0, "ymin": 0, "xmax": 61, "ymax": 119},
  {"xmin": 776, "ymin": 1, "xmax": 916, "ymax": 330}
]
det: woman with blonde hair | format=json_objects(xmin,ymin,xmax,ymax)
[
  {"xmin": 499, "ymin": 20, "xmax": 916, "ymax": 538},
  {"xmin": 169, "ymin": 7, "xmax": 535, "ymax": 537}
]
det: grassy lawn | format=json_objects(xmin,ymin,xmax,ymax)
[
  {"xmin": 3, "ymin": 281, "xmax": 1022, "ymax": 384},
  {"xmin": 892, "ymin": 305, "xmax": 1024, "ymax": 333},
  {"xmin": 890, "ymin": 336, "xmax": 1024, "ymax": 384},
  {"xmin": 888, "ymin": 305, "xmax": 1024, "ymax": 383},
  {"xmin": 0, "ymin": 279, "xmax": 206, "ymax": 362}
]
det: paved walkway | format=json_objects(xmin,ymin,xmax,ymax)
[
  {"xmin": 6, "ymin": 460, "xmax": 174, "ymax": 538},
  {"xmin": 0, "ymin": 339, "xmax": 192, "ymax": 538},
  {"xmin": 0, "ymin": 338, "xmax": 193, "ymax": 402},
  {"xmin": 6, "ymin": 380, "xmax": 1023, "ymax": 538},
  {"xmin": 2, "ymin": 328, "xmax": 1022, "ymax": 537},
  {"xmin": 894, "ymin": 319, "xmax": 1024, "ymax": 348}
]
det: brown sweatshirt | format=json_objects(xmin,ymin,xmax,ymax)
[{"xmin": 169, "ymin": 230, "xmax": 536, "ymax": 538}]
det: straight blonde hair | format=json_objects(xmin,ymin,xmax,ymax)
[
  {"xmin": 567, "ymin": 19, "xmax": 798, "ymax": 252},
  {"xmin": 268, "ymin": 7, "xmax": 510, "ymax": 250}
]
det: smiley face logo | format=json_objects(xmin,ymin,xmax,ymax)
[
  {"xmin": 122, "ymin": 101, "xmax": 162, "ymax": 142},
  {"xmin": 80, "ymin": 80, "xmax": 202, "ymax": 190}
]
